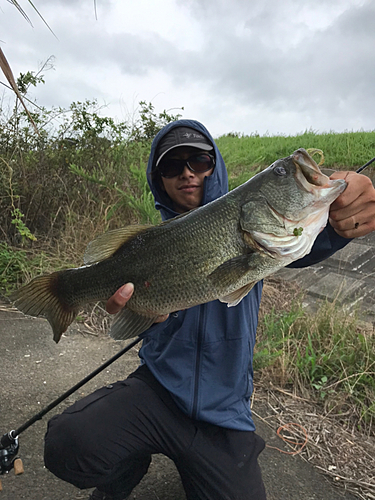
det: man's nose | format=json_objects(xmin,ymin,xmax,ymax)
[{"xmin": 180, "ymin": 164, "xmax": 194, "ymax": 177}]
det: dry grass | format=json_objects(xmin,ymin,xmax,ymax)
[
  {"xmin": 253, "ymin": 388, "xmax": 375, "ymax": 500},
  {"xmin": 254, "ymin": 278, "xmax": 375, "ymax": 499},
  {"xmin": 259, "ymin": 277, "xmax": 304, "ymax": 319},
  {"xmin": 76, "ymin": 301, "xmax": 111, "ymax": 339}
]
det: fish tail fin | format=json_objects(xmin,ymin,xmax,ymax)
[{"xmin": 11, "ymin": 272, "xmax": 79, "ymax": 343}]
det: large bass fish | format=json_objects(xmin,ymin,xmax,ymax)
[{"xmin": 12, "ymin": 149, "xmax": 346, "ymax": 343}]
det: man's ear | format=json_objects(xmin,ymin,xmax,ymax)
[{"xmin": 159, "ymin": 177, "xmax": 166, "ymax": 191}]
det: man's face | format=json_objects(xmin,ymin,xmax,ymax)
[{"xmin": 160, "ymin": 146, "xmax": 214, "ymax": 213}]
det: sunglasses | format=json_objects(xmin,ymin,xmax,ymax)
[{"xmin": 158, "ymin": 153, "xmax": 215, "ymax": 178}]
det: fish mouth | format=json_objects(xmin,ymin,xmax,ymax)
[
  {"xmin": 293, "ymin": 149, "xmax": 329, "ymax": 186},
  {"xmin": 292, "ymin": 148, "xmax": 347, "ymax": 202},
  {"xmin": 248, "ymin": 149, "xmax": 347, "ymax": 263}
]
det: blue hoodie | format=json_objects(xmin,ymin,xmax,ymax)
[{"xmin": 138, "ymin": 119, "xmax": 349, "ymax": 431}]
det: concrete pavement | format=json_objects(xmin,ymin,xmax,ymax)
[{"xmin": 276, "ymin": 230, "xmax": 375, "ymax": 324}]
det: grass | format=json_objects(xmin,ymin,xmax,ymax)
[
  {"xmin": 216, "ymin": 129, "xmax": 375, "ymax": 171},
  {"xmin": 0, "ymin": 243, "xmax": 31, "ymax": 294},
  {"xmin": 255, "ymin": 284, "xmax": 375, "ymax": 433},
  {"xmin": 0, "ymin": 242, "xmax": 77, "ymax": 297}
]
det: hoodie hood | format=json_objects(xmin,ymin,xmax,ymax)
[{"xmin": 147, "ymin": 119, "xmax": 229, "ymax": 221}]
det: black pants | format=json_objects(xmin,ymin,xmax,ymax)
[{"xmin": 44, "ymin": 366, "xmax": 266, "ymax": 500}]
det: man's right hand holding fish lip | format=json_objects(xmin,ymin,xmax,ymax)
[
  {"xmin": 106, "ymin": 282, "xmax": 169, "ymax": 323},
  {"xmin": 329, "ymin": 170, "xmax": 375, "ymax": 238}
]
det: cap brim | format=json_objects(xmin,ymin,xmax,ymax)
[{"xmin": 156, "ymin": 143, "xmax": 213, "ymax": 166}]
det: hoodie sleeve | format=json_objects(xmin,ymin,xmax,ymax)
[{"xmin": 288, "ymin": 223, "xmax": 351, "ymax": 268}]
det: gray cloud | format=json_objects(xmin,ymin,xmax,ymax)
[
  {"xmin": 1, "ymin": 0, "xmax": 374, "ymax": 135},
  {"xmin": 170, "ymin": 0, "xmax": 375, "ymax": 125}
]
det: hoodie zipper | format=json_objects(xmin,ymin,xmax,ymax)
[{"xmin": 191, "ymin": 303, "xmax": 206, "ymax": 420}]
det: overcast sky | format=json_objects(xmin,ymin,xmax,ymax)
[{"xmin": 1, "ymin": 0, "xmax": 374, "ymax": 138}]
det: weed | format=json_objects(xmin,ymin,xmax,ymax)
[
  {"xmin": 11, "ymin": 207, "xmax": 37, "ymax": 243},
  {"xmin": 0, "ymin": 243, "xmax": 40, "ymax": 294},
  {"xmin": 256, "ymin": 296, "xmax": 375, "ymax": 432}
]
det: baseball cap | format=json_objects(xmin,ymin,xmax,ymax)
[{"xmin": 155, "ymin": 127, "xmax": 213, "ymax": 166}]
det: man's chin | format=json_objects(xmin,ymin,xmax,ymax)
[{"xmin": 173, "ymin": 202, "xmax": 199, "ymax": 213}]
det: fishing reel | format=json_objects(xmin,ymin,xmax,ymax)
[{"xmin": 0, "ymin": 431, "xmax": 24, "ymax": 489}]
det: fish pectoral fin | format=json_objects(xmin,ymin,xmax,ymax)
[
  {"xmin": 208, "ymin": 254, "xmax": 257, "ymax": 287},
  {"xmin": 219, "ymin": 282, "xmax": 256, "ymax": 307},
  {"xmin": 209, "ymin": 254, "xmax": 259, "ymax": 307},
  {"xmin": 84, "ymin": 225, "xmax": 153, "ymax": 265},
  {"xmin": 109, "ymin": 308, "xmax": 157, "ymax": 340}
]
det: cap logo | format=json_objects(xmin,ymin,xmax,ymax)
[{"xmin": 181, "ymin": 132, "xmax": 205, "ymax": 139}]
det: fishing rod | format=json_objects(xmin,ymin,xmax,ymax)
[
  {"xmin": 0, "ymin": 336, "xmax": 141, "ymax": 483},
  {"xmin": 356, "ymin": 156, "xmax": 375, "ymax": 173}
]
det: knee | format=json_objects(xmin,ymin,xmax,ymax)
[{"xmin": 44, "ymin": 412, "xmax": 85, "ymax": 478}]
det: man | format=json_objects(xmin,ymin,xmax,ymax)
[{"xmin": 44, "ymin": 120, "xmax": 375, "ymax": 500}]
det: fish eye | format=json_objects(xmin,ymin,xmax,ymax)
[{"xmin": 274, "ymin": 165, "xmax": 287, "ymax": 176}]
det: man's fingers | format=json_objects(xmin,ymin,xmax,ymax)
[
  {"xmin": 330, "ymin": 172, "xmax": 373, "ymax": 211},
  {"xmin": 329, "ymin": 217, "xmax": 372, "ymax": 239},
  {"xmin": 154, "ymin": 314, "xmax": 169, "ymax": 323},
  {"xmin": 329, "ymin": 171, "xmax": 375, "ymax": 238},
  {"xmin": 106, "ymin": 284, "xmax": 170, "ymax": 324},
  {"xmin": 106, "ymin": 283, "xmax": 134, "ymax": 314}
]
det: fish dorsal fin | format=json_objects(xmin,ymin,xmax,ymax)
[
  {"xmin": 219, "ymin": 282, "xmax": 256, "ymax": 307},
  {"xmin": 84, "ymin": 225, "xmax": 152, "ymax": 264}
]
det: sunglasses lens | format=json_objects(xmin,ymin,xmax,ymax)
[
  {"xmin": 159, "ymin": 160, "xmax": 183, "ymax": 178},
  {"xmin": 159, "ymin": 154, "xmax": 214, "ymax": 178},
  {"xmin": 188, "ymin": 154, "xmax": 214, "ymax": 172}
]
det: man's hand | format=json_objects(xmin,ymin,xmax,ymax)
[
  {"xmin": 106, "ymin": 283, "xmax": 169, "ymax": 323},
  {"xmin": 329, "ymin": 171, "xmax": 375, "ymax": 238},
  {"xmin": 106, "ymin": 283, "xmax": 135, "ymax": 314}
]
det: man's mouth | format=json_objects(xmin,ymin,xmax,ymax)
[{"xmin": 179, "ymin": 184, "xmax": 200, "ymax": 193}]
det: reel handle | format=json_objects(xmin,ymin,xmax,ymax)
[
  {"xmin": 14, "ymin": 458, "xmax": 24, "ymax": 475},
  {"xmin": 0, "ymin": 431, "xmax": 24, "ymax": 491},
  {"xmin": 0, "ymin": 431, "xmax": 24, "ymax": 482}
]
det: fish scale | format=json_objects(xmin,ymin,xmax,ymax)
[{"xmin": 115, "ymin": 200, "xmax": 243, "ymax": 312}]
